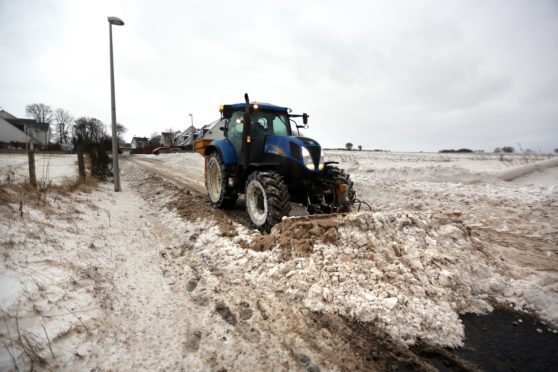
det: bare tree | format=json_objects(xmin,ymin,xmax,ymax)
[
  {"xmin": 25, "ymin": 103, "xmax": 53, "ymax": 124},
  {"xmin": 345, "ymin": 142, "xmax": 353, "ymax": 151},
  {"xmin": 53, "ymin": 108, "xmax": 73, "ymax": 143},
  {"xmin": 73, "ymin": 117, "xmax": 106, "ymax": 144},
  {"xmin": 72, "ymin": 117, "xmax": 110, "ymax": 180},
  {"xmin": 116, "ymin": 123, "xmax": 127, "ymax": 145}
]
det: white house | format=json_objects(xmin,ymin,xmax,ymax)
[
  {"xmin": 131, "ymin": 136, "xmax": 149, "ymax": 148},
  {"xmin": 0, "ymin": 109, "xmax": 51, "ymax": 145},
  {"xmin": 160, "ymin": 132, "xmax": 174, "ymax": 147}
]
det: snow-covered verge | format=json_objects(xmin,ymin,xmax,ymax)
[{"xmin": 0, "ymin": 178, "xmax": 112, "ymax": 370}]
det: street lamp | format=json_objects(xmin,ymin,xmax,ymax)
[
  {"xmin": 188, "ymin": 113, "xmax": 194, "ymax": 152},
  {"xmin": 108, "ymin": 16, "xmax": 124, "ymax": 192}
]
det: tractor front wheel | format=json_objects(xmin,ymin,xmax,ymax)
[
  {"xmin": 322, "ymin": 166, "xmax": 355, "ymax": 213},
  {"xmin": 245, "ymin": 170, "xmax": 290, "ymax": 233}
]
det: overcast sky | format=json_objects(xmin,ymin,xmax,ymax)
[{"xmin": 1, "ymin": 0, "xmax": 557, "ymax": 152}]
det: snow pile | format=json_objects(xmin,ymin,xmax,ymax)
[{"xmin": 247, "ymin": 211, "xmax": 558, "ymax": 347}]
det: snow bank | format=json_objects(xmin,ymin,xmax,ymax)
[
  {"xmin": 248, "ymin": 212, "xmax": 558, "ymax": 347},
  {"xmin": 498, "ymin": 157, "xmax": 558, "ymax": 182}
]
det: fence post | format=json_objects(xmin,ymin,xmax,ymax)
[
  {"xmin": 26, "ymin": 127, "xmax": 37, "ymax": 188},
  {"xmin": 77, "ymin": 148, "xmax": 86, "ymax": 181}
]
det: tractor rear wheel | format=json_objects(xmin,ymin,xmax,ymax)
[
  {"xmin": 206, "ymin": 152, "xmax": 237, "ymax": 209},
  {"xmin": 245, "ymin": 170, "xmax": 290, "ymax": 233}
]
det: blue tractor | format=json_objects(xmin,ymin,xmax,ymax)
[{"xmin": 197, "ymin": 94, "xmax": 355, "ymax": 232}]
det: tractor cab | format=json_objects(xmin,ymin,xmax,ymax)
[{"xmin": 220, "ymin": 103, "xmax": 293, "ymax": 166}]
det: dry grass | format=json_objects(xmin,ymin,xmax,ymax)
[
  {"xmin": 0, "ymin": 175, "xmax": 100, "ymax": 214},
  {"xmin": 1, "ymin": 307, "xmax": 48, "ymax": 370}
]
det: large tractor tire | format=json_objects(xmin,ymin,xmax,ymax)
[
  {"xmin": 322, "ymin": 166, "xmax": 355, "ymax": 213},
  {"xmin": 245, "ymin": 170, "xmax": 290, "ymax": 233},
  {"xmin": 205, "ymin": 152, "xmax": 237, "ymax": 209}
]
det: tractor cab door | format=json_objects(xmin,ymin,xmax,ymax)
[
  {"xmin": 227, "ymin": 111, "xmax": 245, "ymax": 164},
  {"xmin": 248, "ymin": 114, "xmax": 273, "ymax": 163},
  {"xmin": 227, "ymin": 111, "xmax": 272, "ymax": 166}
]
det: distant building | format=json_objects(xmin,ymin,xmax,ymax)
[
  {"xmin": 173, "ymin": 120, "xmax": 225, "ymax": 148},
  {"xmin": 131, "ymin": 136, "xmax": 149, "ymax": 148},
  {"xmin": 195, "ymin": 119, "xmax": 225, "ymax": 141},
  {"xmin": 121, "ymin": 143, "xmax": 132, "ymax": 154},
  {"xmin": 0, "ymin": 109, "xmax": 51, "ymax": 145},
  {"xmin": 160, "ymin": 132, "xmax": 174, "ymax": 147},
  {"xmin": 174, "ymin": 125, "xmax": 197, "ymax": 147}
]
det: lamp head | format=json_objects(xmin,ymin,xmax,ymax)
[{"xmin": 108, "ymin": 16, "xmax": 125, "ymax": 26}]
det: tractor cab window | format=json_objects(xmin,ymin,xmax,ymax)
[
  {"xmin": 227, "ymin": 110, "xmax": 291, "ymax": 158},
  {"xmin": 227, "ymin": 112, "xmax": 244, "ymax": 156},
  {"xmin": 272, "ymin": 114, "xmax": 289, "ymax": 136},
  {"xmin": 252, "ymin": 111, "xmax": 290, "ymax": 137}
]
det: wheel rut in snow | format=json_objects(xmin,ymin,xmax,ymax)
[{"xmin": 125, "ymin": 157, "xmax": 252, "ymax": 233}]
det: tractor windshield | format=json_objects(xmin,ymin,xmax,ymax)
[{"xmin": 251, "ymin": 111, "xmax": 291, "ymax": 136}]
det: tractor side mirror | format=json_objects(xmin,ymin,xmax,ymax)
[{"xmin": 302, "ymin": 113, "xmax": 309, "ymax": 125}]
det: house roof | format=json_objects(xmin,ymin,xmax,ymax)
[
  {"xmin": 132, "ymin": 136, "xmax": 149, "ymax": 141},
  {"xmin": 5, "ymin": 118, "xmax": 49, "ymax": 132},
  {"xmin": 178, "ymin": 125, "xmax": 196, "ymax": 137},
  {"xmin": 0, "ymin": 110, "xmax": 17, "ymax": 120}
]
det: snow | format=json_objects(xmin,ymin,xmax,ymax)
[{"xmin": 0, "ymin": 151, "xmax": 557, "ymax": 369}]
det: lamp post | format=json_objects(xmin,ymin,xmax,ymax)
[
  {"xmin": 108, "ymin": 16, "xmax": 124, "ymax": 192},
  {"xmin": 188, "ymin": 113, "xmax": 194, "ymax": 152}
]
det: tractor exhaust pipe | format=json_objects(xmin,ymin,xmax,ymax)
[{"xmin": 242, "ymin": 93, "xmax": 252, "ymax": 166}]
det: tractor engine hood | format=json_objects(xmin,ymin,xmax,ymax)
[{"xmin": 264, "ymin": 135, "xmax": 324, "ymax": 171}]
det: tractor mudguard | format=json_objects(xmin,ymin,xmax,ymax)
[{"xmin": 206, "ymin": 139, "xmax": 237, "ymax": 165}]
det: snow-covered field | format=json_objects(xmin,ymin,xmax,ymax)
[
  {"xmin": 0, "ymin": 153, "xmax": 78, "ymax": 184},
  {"xmin": 0, "ymin": 151, "xmax": 557, "ymax": 370}
]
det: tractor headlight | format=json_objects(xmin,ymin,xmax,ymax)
[{"xmin": 301, "ymin": 147, "xmax": 315, "ymax": 170}]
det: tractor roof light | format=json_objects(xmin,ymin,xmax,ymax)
[
  {"xmin": 219, "ymin": 105, "xmax": 224, "ymax": 112},
  {"xmin": 253, "ymin": 103, "xmax": 259, "ymax": 110}
]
